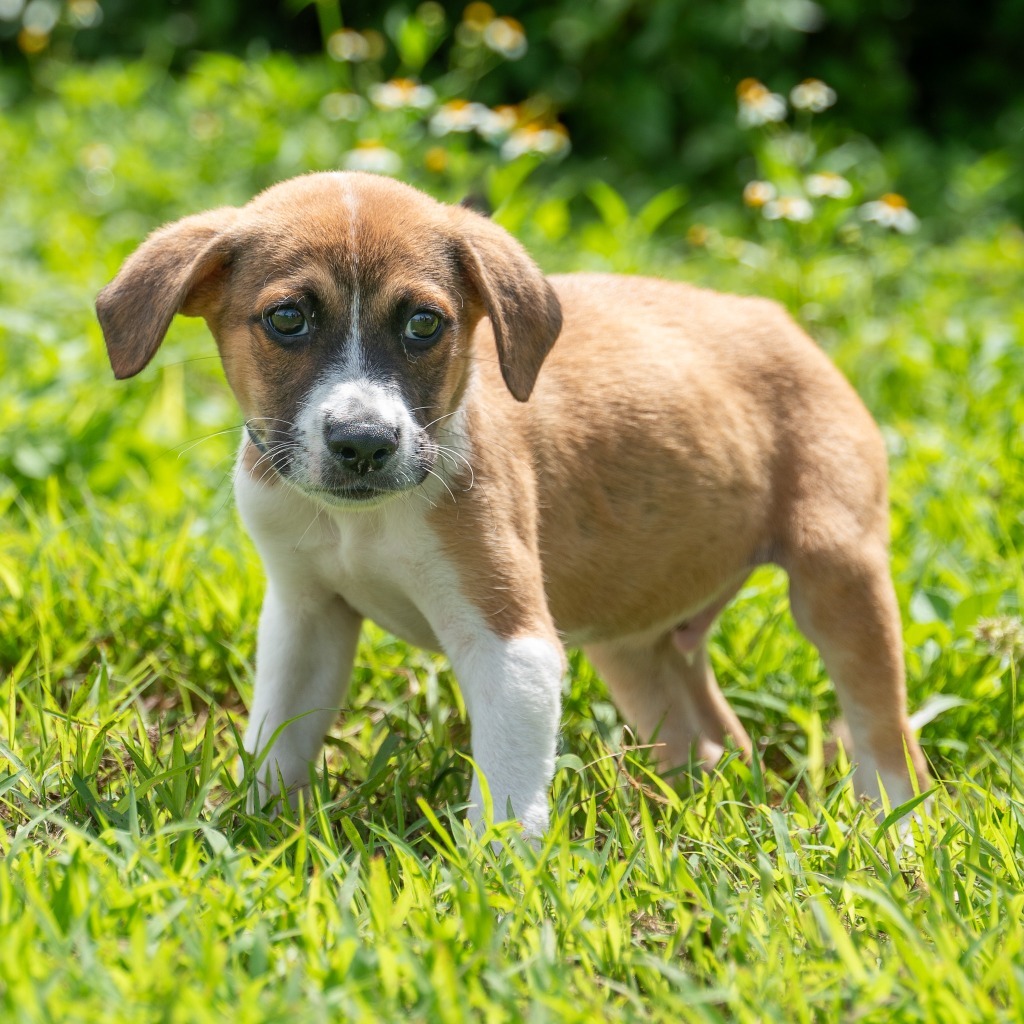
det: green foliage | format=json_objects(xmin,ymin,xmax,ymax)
[
  {"xmin": 1, "ymin": 50, "xmax": 1023, "ymax": 1023},
  {"xmin": 5, "ymin": 2, "xmax": 1024, "ymax": 221}
]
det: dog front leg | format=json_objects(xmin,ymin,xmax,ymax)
[
  {"xmin": 243, "ymin": 585, "xmax": 361, "ymax": 807},
  {"xmin": 445, "ymin": 630, "xmax": 566, "ymax": 837}
]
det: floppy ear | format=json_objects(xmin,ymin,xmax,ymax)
[
  {"xmin": 453, "ymin": 207, "xmax": 562, "ymax": 402},
  {"xmin": 96, "ymin": 207, "xmax": 238, "ymax": 379}
]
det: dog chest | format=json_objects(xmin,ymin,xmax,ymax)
[
  {"xmin": 236, "ymin": 469, "xmax": 449, "ymax": 649},
  {"xmin": 320, "ymin": 525, "xmax": 443, "ymax": 650}
]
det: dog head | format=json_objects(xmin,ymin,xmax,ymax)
[{"xmin": 96, "ymin": 172, "xmax": 562, "ymax": 505}]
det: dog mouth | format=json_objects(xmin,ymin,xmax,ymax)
[
  {"xmin": 246, "ymin": 423, "xmax": 437, "ymax": 505},
  {"xmin": 294, "ymin": 469, "xmax": 428, "ymax": 508},
  {"xmin": 328, "ymin": 455, "xmax": 431, "ymax": 491},
  {"xmin": 323, "ymin": 480, "xmax": 401, "ymax": 501},
  {"xmin": 297, "ymin": 454, "xmax": 435, "ymax": 506}
]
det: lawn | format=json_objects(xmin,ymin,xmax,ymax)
[{"xmin": 2, "ymin": 54, "xmax": 1023, "ymax": 1023}]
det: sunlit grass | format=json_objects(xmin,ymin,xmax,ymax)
[{"xmin": 3, "ymin": 624, "xmax": 1023, "ymax": 1021}]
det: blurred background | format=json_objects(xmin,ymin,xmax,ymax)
[{"xmin": 2, "ymin": 0, "xmax": 1023, "ymax": 223}]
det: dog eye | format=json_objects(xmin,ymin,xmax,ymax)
[
  {"xmin": 264, "ymin": 305, "xmax": 309, "ymax": 340},
  {"xmin": 403, "ymin": 311, "xmax": 442, "ymax": 346}
]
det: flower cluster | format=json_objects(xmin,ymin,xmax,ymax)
[
  {"xmin": 325, "ymin": 6, "xmax": 568, "ymax": 178},
  {"xmin": 736, "ymin": 77, "xmax": 837, "ymax": 127},
  {"xmin": 737, "ymin": 78, "xmax": 918, "ymax": 234},
  {"xmin": 426, "ymin": 99, "xmax": 570, "ymax": 158},
  {"xmin": 4, "ymin": 0, "xmax": 102, "ymax": 54}
]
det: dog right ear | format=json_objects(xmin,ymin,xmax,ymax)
[
  {"xmin": 96, "ymin": 207, "xmax": 238, "ymax": 379},
  {"xmin": 452, "ymin": 206, "xmax": 562, "ymax": 402}
]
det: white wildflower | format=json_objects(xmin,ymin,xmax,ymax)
[
  {"xmin": 483, "ymin": 16, "xmax": 527, "ymax": 59},
  {"xmin": 790, "ymin": 78, "xmax": 836, "ymax": 113},
  {"xmin": 462, "ymin": 1, "xmax": 495, "ymax": 29},
  {"xmin": 68, "ymin": 0, "xmax": 102, "ymax": 28},
  {"xmin": 860, "ymin": 193, "xmax": 919, "ymax": 233},
  {"xmin": 368, "ymin": 78, "xmax": 436, "ymax": 111},
  {"xmin": 342, "ymin": 142, "xmax": 401, "ymax": 175},
  {"xmin": 736, "ymin": 78, "xmax": 787, "ymax": 127},
  {"xmin": 805, "ymin": 171, "xmax": 852, "ymax": 199},
  {"xmin": 762, "ymin": 196, "xmax": 814, "ymax": 222},
  {"xmin": 500, "ymin": 123, "xmax": 570, "ymax": 161},
  {"xmin": 475, "ymin": 104, "xmax": 519, "ymax": 141},
  {"xmin": 327, "ymin": 29, "xmax": 370, "ymax": 62},
  {"xmin": 743, "ymin": 180, "xmax": 777, "ymax": 208},
  {"xmin": 320, "ymin": 92, "xmax": 367, "ymax": 122},
  {"xmin": 429, "ymin": 100, "xmax": 491, "ymax": 135},
  {"xmin": 973, "ymin": 616, "xmax": 1024, "ymax": 660}
]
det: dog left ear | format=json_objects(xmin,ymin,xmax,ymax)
[
  {"xmin": 96, "ymin": 207, "xmax": 238, "ymax": 380},
  {"xmin": 453, "ymin": 208, "xmax": 562, "ymax": 402}
]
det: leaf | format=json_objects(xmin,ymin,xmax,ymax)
[
  {"xmin": 586, "ymin": 180, "xmax": 631, "ymax": 230},
  {"xmin": 907, "ymin": 693, "xmax": 970, "ymax": 731},
  {"xmin": 952, "ymin": 590, "xmax": 1003, "ymax": 634},
  {"xmin": 636, "ymin": 184, "xmax": 689, "ymax": 236}
]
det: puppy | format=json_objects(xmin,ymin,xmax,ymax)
[{"xmin": 97, "ymin": 172, "xmax": 929, "ymax": 834}]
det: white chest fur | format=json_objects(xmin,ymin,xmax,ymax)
[{"xmin": 234, "ymin": 457, "xmax": 462, "ymax": 650}]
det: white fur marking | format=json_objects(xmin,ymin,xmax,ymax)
[
  {"xmin": 293, "ymin": 376, "xmax": 421, "ymax": 493},
  {"xmin": 445, "ymin": 633, "xmax": 564, "ymax": 837},
  {"xmin": 344, "ymin": 181, "xmax": 363, "ymax": 376},
  {"xmin": 243, "ymin": 582, "xmax": 361, "ymax": 803}
]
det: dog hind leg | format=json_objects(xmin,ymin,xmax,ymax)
[
  {"xmin": 585, "ymin": 632, "xmax": 752, "ymax": 776},
  {"xmin": 785, "ymin": 542, "xmax": 929, "ymax": 806}
]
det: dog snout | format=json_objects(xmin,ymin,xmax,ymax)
[{"xmin": 323, "ymin": 418, "xmax": 399, "ymax": 475}]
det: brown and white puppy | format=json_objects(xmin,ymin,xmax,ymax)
[{"xmin": 96, "ymin": 171, "xmax": 929, "ymax": 834}]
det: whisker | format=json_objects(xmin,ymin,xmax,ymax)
[
  {"xmin": 435, "ymin": 443, "xmax": 474, "ymax": 472},
  {"xmin": 424, "ymin": 466, "xmax": 458, "ymax": 505},
  {"xmin": 434, "ymin": 446, "xmax": 475, "ymax": 492},
  {"xmin": 293, "ymin": 504, "xmax": 326, "ymax": 551},
  {"xmin": 171, "ymin": 425, "xmax": 247, "ymax": 461},
  {"xmin": 421, "ymin": 409, "xmax": 463, "ymax": 432},
  {"xmin": 245, "ymin": 416, "xmax": 299, "ymax": 428}
]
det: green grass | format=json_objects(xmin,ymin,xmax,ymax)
[{"xmin": 2, "ymin": 56, "xmax": 1024, "ymax": 1022}]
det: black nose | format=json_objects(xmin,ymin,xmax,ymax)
[{"xmin": 323, "ymin": 420, "xmax": 399, "ymax": 474}]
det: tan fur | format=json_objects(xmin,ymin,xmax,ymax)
[
  {"xmin": 97, "ymin": 172, "xmax": 930, "ymax": 801},
  {"xmin": 428, "ymin": 272, "xmax": 928, "ymax": 789}
]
